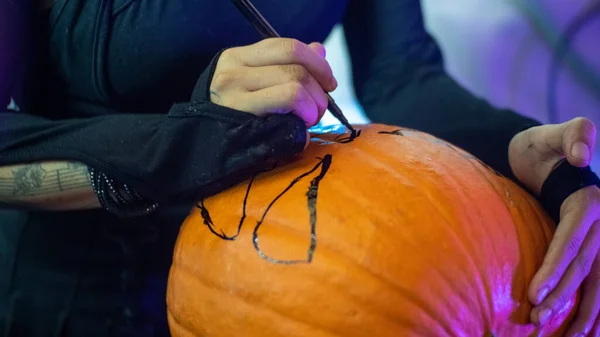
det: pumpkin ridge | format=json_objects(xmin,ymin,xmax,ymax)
[
  {"xmin": 169, "ymin": 237, "xmax": 459, "ymax": 336},
  {"xmin": 410, "ymin": 185, "xmax": 489, "ymax": 333},
  {"xmin": 433, "ymin": 143, "xmax": 538, "ymax": 325},
  {"xmin": 388, "ymin": 151, "xmax": 488, "ymax": 300},
  {"xmin": 328, "ymin": 257, "xmax": 456, "ymax": 335},
  {"xmin": 314, "ymin": 232, "xmax": 460, "ymax": 335},
  {"xmin": 169, "ymin": 266, "xmax": 352, "ymax": 337},
  {"xmin": 524, "ymin": 192, "xmax": 555, "ymax": 252},
  {"xmin": 320, "ymin": 178, "xmax": 469, "ymax": 334},
  {"xmin": 464, "ymin": 167, "xmax": 535, "ymax": 328},
  {"xmin": 167, "ymin": 308, "xmax": 202, "ymax": 337},
  {"xmin": 431, "ymin": 150, "xmax": 509, "ymax": 325},
  {"xmin": 497, "ymin": 184, "xmax": 553, "ymax": 329},
  {"xmin": 171, "ymin": 228, "xmax": 451, "ymax": 335},
  {"xmin": 356, "ymin": 132, "xmax": 494, "ymax": 334},
  {"xmin": 171, "ymin": 235, "xmax": 431, "ymax": 333},
  {"xmin": 439, "ymin": 155, "xmax": 558, "ymax": 332}
]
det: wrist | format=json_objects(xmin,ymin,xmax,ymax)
[{"xmin": 540, "ymin": 160, "xmax": 600, "ymax": 222}]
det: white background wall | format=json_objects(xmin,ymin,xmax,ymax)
[{"xmin": 321, "ymin": 0, "xmax": 600, "ymax": 170}]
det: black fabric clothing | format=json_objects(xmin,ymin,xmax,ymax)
[
  {"xmin": 0, "ymin": 1, "xmax": 34, "ymax": 109},
  {"xmin": 1, "ymin": 50, "xmax": 308, "ymax": 204},
  {"xmin": 0, "ymin": 0, "xmax": 542, "ymax": 336},
  {"xmin": 342, "ymin": 0, "xmax": 541, "ymax": 180},
  {"xmin": 0, "ymin": 208, "xmax": 186, "ymax": 337}
]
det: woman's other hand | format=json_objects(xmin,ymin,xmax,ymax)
[{"xmin": 509, "ymin": 117, "xmax": 600, "ymax": 336}]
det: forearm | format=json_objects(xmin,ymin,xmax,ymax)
[
  {"xmin": 0, "ymin": 161, "xmax": 100, "ymax": 210},
  {"xmin": 343, "ymin": 0, "xmax": 543, "ymax": 181},
  {"xmin": 362, "ymin": 74, "xmax": 541, "ymax": 180},
  {"xmin": 1, "ymin": 50, "xmax": 307, "ymax": 205}
]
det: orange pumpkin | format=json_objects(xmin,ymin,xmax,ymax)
[{"xmin": 167, "ymin": 123, "xmax": 577, "ymax": 337}]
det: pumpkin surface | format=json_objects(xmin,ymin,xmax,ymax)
[{"xmin": 167, "ymin": 123, "xmax": 577, "ymax": 337}]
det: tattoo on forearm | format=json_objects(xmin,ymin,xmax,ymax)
[
  {"xmin": 0, "ymin": 162, "xmax": 91, "ymax": 198},
  {"xmin": 11, "ymin": 164, "xmax": 46, "ymax": 195}
]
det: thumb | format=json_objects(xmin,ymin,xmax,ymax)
[
  {"xmin": 535, "ymin": 117, "xmax": 597, "ymax": 167},
  {"xmin": 561, "ymin": 117, "xmax": 597, "ymax": 167},
  {"xmin": 308, "ymin": 42, "xmax": 326, "ymax": 58}
]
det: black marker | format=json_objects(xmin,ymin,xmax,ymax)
[{"xmin": 230, "ymin": 0, "xmax": 357, "ymax": 135}]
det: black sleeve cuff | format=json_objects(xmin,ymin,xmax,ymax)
[{"xmin": 541, "ymin": 160, "xmax": 600, "ymax": 223}]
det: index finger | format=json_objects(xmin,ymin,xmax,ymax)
[
  {"xmin": 232, "ymin": 38, "xmax": 337, "ymax": 92},
  {"xmin": 528, "ymin": 202, "xmax": 595, "ymax": 305}
]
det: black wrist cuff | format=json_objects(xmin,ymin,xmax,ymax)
[{"xmin": 540, "ymin": 160, "xmax": 600, "ymax": 223}]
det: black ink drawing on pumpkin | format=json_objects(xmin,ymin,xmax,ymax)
[
  {"xmin": 334, "ymin": 129, "xmax": 362, "ymax": 143},
  {"xmin": 378, "ymin": 129, "xmax": 404, "ymax": 136},
  {"xmin": 197, "ymin": 155, "xmax": 332, "ymax": 264}
]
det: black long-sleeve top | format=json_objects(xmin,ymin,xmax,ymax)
[
  {"xmin": 0, "ymin": 0, "xmax": 541, "ymax": 335},
  {"xmin": 1, "ymin": 0, "xmax": 540, "ymax": 185}
]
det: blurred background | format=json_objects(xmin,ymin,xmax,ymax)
[{"xmin": 319, "ymin": 0, "xmax": 600, "ymax": 171}]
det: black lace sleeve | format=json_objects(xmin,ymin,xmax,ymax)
[{"xmin": 0, "ymin": 52, "xmax": 307, "ymax": 205}]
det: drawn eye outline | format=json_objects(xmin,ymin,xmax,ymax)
[
  {"xmin": 333, "ymin": 129, "xmax": 362, "ymax": 144},
  {"xmin": 196, "ymin": 155, "xmax": 333, "ymax": 265}
]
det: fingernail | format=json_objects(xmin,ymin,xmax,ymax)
[
  {"xmin": 573, "ymin": 333, "xmax": 584, "ymax": 337},
  {"xmin": 537, "ymin": 286, "xmax": 550, "ymax": 303},
  {"xmin": 312, "ymin": 43, "xmax": 326, "ymax": 58},
  {"xmin": 538, "ymin": 308, "xmax": 553, "ymax": 325},
  {"xmin": 571, "ymin": 141, "xmax": 590, "ymax": 163}
]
